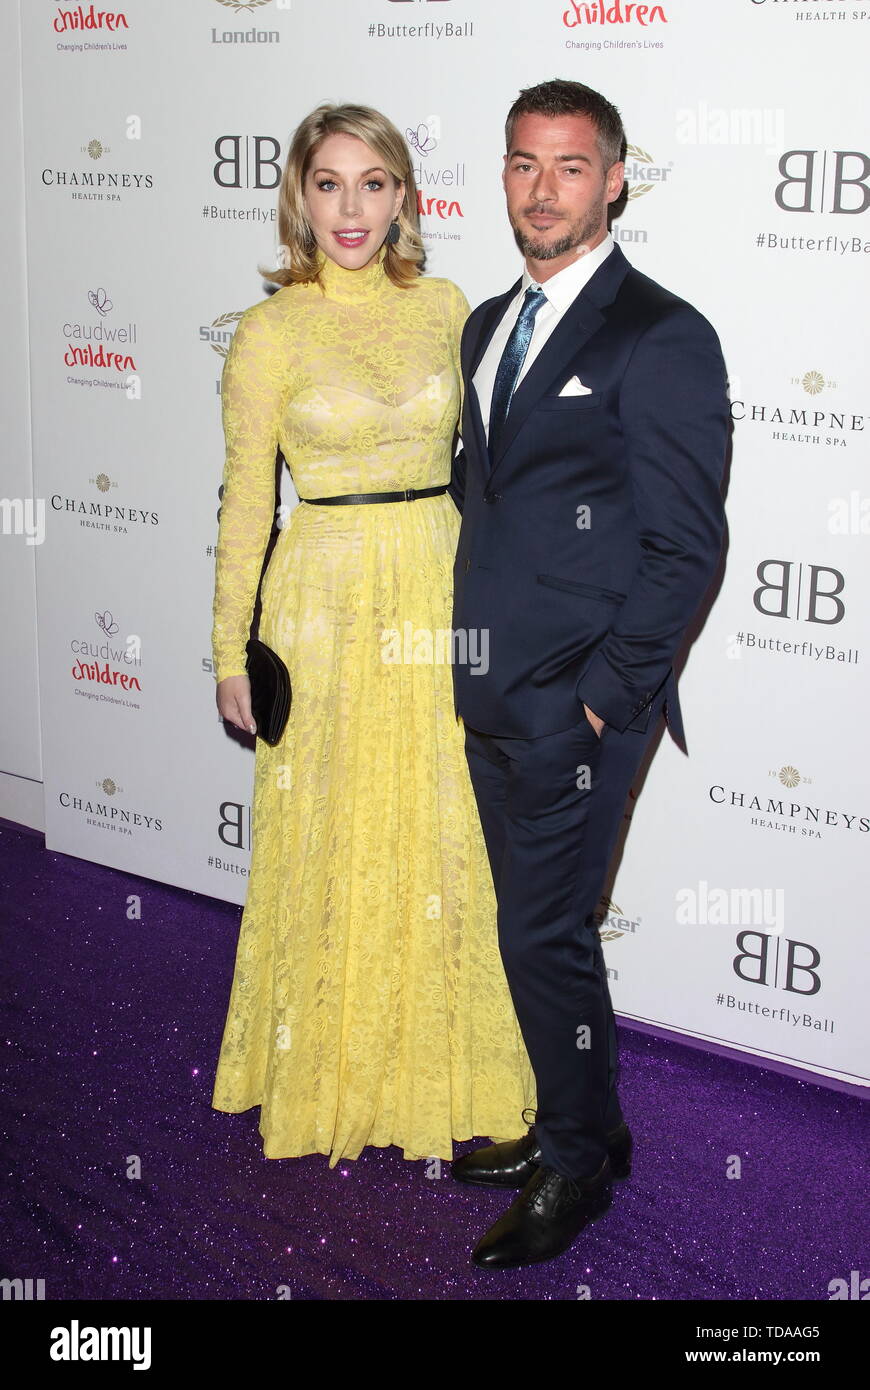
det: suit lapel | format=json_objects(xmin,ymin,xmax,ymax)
[
  {"xmin": 489, "ymin": 298, "xmax": 605, "ymax": 468},
  {"xmin": 462, "ymin": 281, "xmax": 520, "ymax": 474},
  {"xmin": 488, "ymin": 244, "xmax": 632, "ymax": 478}
]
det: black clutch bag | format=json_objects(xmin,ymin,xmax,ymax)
[{"xmin": 245, "ymin": 638, "xmax": 291, "ymax": 745}]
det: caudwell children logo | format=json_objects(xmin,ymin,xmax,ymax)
[{"xmin": 562, "ymin": 1, "xmax": 668, "ymax": 26}]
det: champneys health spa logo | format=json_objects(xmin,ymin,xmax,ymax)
[
  {"xmin": 210, "ymin": 0, "xmax": 287, "ymax": 47},
  {"xmin": 51, "ymin": 475, "xmax": 160, "ymax": 538},
  {"xmin": 42, "ymin": 136, "xmax": 154, "ymax": 202},
  {"xmin": 796, "ymin": 368, "xmax": 832, "ymax": 395},
  {"xmin": 68, "ymin": 609, "xmax": 143, "ymax": 710},
  {"xmin": 64, "ymin": 287, "xmax": 139, "ymax": 385},
  {"xmin": 57, "ymin": 778, "xmax": 164, "ymax": 837},
  {"xmin": 750, "ymin": 0, "xmax": 866, "ymax": 22},
  {"xmin": 708, "ymin": 770, "xmax": 868, "ymax": 842},
  {"xmin": 730, "ymin": 369, "xmax": 866, "ymax": 448}
]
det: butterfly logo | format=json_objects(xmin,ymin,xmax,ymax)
[
  {"xmin": 405, "ymin": 123, "xmax": 437, "ymax": 158},
  {"xmin": 95, "ymin": 610, "xmax": 119, "ymax": 638},
  {"xmin": 88, "ymin": 288, "xmax": 113, "ymax": 316}
]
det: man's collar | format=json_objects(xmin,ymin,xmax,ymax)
[{"xmin": 521, "ymin": 231, "xmax": 615, "ymax": 311}]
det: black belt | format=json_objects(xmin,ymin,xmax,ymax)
[{"xmin": 300, "ymin": 484, "xmax": 449, "ymax": 505}]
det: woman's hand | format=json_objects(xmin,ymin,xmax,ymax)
[{"xmin": 217, "ymin": 674, "xmax": 256, "ymax": 735}]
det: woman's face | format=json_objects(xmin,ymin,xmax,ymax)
[{"xmin": 303, "ymin": 132, "xmax": 404, "ymax": 270}]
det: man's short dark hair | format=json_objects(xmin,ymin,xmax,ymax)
[{"xmin": 504, "ymin": 78, "xmax": 626, "ymax": 170}]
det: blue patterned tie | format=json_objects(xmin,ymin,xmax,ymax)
[{"xmin": 487, "ymin": 285, "xmax": 546, "ymax": 457}]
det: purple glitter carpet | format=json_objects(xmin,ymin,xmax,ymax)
[{"xmin": 1, "ymin": 818, "xmax": 866, "ymax": 1301}]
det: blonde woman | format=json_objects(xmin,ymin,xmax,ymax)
[{"xmin": 211, "ymin": 104, "xmax": 534, "ymax": 1167}]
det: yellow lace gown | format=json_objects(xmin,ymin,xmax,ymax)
[{"xmin": 210, "ymin": 245, "xmax": 535, "ymax": 1165}]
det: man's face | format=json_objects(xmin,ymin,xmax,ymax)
[{"xmin": 502, "ymin": 112, "xmax": 624, "ymax": 265}]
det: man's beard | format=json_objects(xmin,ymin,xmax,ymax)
[{"xmin": 510, "ymin": 205, "xmax": 605, "ymax": 261}]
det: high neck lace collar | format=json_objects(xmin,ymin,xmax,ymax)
[{"xmin": 315, "ymin": 243, "xmax": 387, "ymax": 301}]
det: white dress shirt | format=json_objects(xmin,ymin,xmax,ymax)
[{"xmin": 473, "ymin": 232, "xmax": 614, "ymax": 440}]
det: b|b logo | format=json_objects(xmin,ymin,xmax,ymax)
[
  {"xmin": 775, "ymin": 150, "xmax": 870, "ymax": 214},
  {"xmin": 753, "ymin": 561, "xmax": 845, "ymax": 624}
]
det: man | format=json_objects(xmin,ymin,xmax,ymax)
[{"xmin": 448, "ymin": 79, "xmax": 729, "ymax": 1269}]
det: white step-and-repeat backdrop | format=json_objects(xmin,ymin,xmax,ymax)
[{"xmin": 21, "ymin": 0, "xmax": 868, "ymax": 1089}]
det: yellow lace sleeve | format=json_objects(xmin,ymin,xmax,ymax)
[
  {"xmin": 442, "ymin": 278, "xmax": 471, "ymax": 417},
  {"xmin": 211, "ymin": 300, "xmax": 289, "ymax": 684}
]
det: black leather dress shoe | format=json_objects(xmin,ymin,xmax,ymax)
[
  {"xmin": 472, "ymin": 1159, "xmax": 613, "ymax": 1269},
  {"xmin": 452, "ymin": 1120, "xmax": 632, "ymax": 1188}
]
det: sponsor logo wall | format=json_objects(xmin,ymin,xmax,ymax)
[{"xmin": 18, "ymin": 0, "xmax": 867, "ymax": 1089}]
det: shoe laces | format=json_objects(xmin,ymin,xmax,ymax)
[
  {"xmin": 518, "ymin": 1166, "xmax": 577, "ymax": 1213},
  {"xmin": 535, "ymin": 1162, "xmax": 608, "ymax": 1208}
]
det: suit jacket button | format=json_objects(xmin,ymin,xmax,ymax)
[{"xmin": 464, "ymin": 558, "xmax": 471, "ymax": 572}]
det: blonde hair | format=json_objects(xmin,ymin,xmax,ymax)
[{"xmin": 259, "ymin": 103, "xmax": 425, "ymax": 290}]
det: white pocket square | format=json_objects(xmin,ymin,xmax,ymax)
[{"xmin": 558, "ymin": 375, "xmax": 592, "ymax": 396}]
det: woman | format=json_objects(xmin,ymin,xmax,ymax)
[{"xmin": 210, "ymin": 103, "xmax": 534, "ymax": 1166}]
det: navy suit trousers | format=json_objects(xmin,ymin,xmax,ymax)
[{"xmin": 462, "ymin": 688, "xmax": 667, "ymax": 1178}]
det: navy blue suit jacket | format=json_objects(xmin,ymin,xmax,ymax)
[{"xmin": 449, "ymin": 242, "xmax": 729, "ymax": 744}]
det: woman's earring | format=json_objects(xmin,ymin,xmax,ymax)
[{"xmin": 386, "ymin": 219, "xmax": 400, "ymax": 245}]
